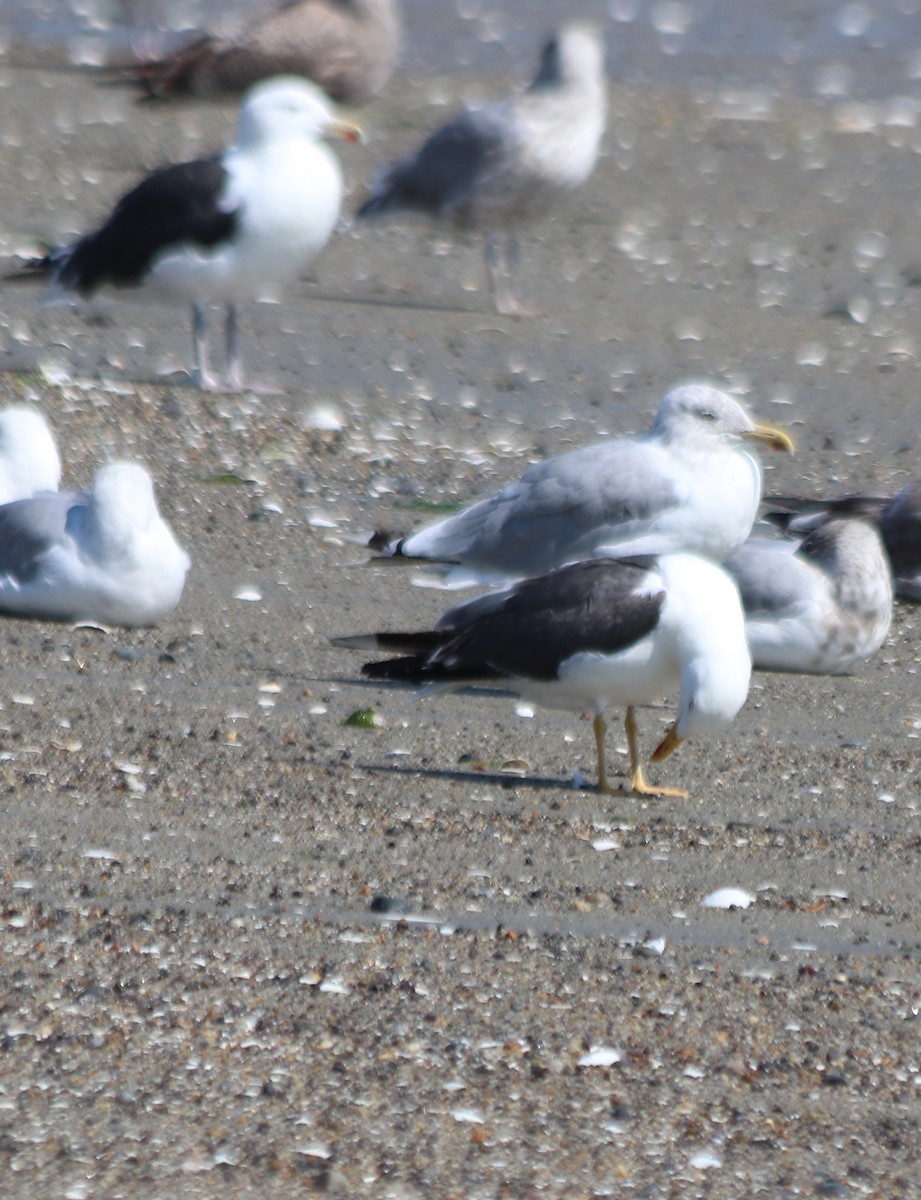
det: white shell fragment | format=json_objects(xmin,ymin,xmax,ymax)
[
  {"xmin": 592, "ymin": 837, "xmax": 621, "ymax": 852},
  {"xmin": 689, "ymin": 1150, "xmax": 723, "ymax": 1170},
  {"xmin": 701, "ymin": 887, "xmax": 756, "ymax": 909},
  {"xmin": 577, "ymin": 1046, "xmax": 622, "ymax": 1068},
  {"xmin": 452, "ymin": 1108, "xmax": 486, "ymax": 1124}
]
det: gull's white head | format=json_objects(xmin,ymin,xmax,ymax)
[
  {"xmin": 0, "ymin": 407, "xmax": 61, "ymax": 502},
  {"xmin": 95, "ymin": 461, "xmax": 156, "ymax": 509},
  {"xmin": 236, "ymin": 76, "xmax": 362, "ymax": 148},
  {"xmin": 652, "ymin": 382, "xmax": 794, "ymax": 454},
  {"xmin": 77, "ymin": 462, "xmax": 190, "ymax": 625},
  {"xmin": 649, "ymin": 553, "xmax": 752, "ymax": 762},
  {"xmin": 85, "ymin": 462, "xmax": 161, "ymax": 555}
]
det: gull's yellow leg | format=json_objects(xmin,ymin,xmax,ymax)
[
  {"xmin": 626, "ymin": 707, "xmax": 688, "ymax": 799},
  {"xmin": 593, "ymin": 712, "xmax": 615, "ymax": 794}
]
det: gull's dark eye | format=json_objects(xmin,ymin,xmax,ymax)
[{"xmin": 698, "ymin": 410, "xmax": 717, "ymax": 421}]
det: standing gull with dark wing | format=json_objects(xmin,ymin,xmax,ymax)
[
  {"xmin": 334, "ymin": 554, "xmax": 752, "ymax": 798},
  {"xmin": 0, "ymin": 463, "xmax": 190, "ymax": 628},
  {"xmin": 12, "ymin": 76, "xmax": 360, "ymax": 392},
  {"xmin": 356, "ymin": 22, "xmax": 606, "ymax": 315},
  {"xmin": 725, "ymin": 518, "xmax": 893, "ymax": 673},
  {"xmin": 766, "ymin": 477, "xmax": 921, "ymax": 603},
  {"xmin": 370, "ymin": 383, "xmax": 794, "ymax": 587},
  {"xmin": 131, "ymin": 0, "xmax": 401, "ymax": 106}
]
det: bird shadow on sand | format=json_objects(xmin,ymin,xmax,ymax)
[
  {"xmin": 302, "ymin": 287, "xmax": 494, "ymax": 317},
  {"xmin": 355, "ymin": 759, "xmax": 606, "ymax": 794},
  {"xmin": 322, "ymin": 673, "xmax": 520, "ymax": 700}
]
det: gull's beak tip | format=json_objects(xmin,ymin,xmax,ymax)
[
  {"xmin": 326, "ymin": 119, "xmax": 364, "ymax": 145},
  {"xmin": 751, "ymin": 423, "xmax": 795, "ymax": 454},
  {"xmin": 650, "ymin": 724, "xmax": 684, "ymax": 763}
]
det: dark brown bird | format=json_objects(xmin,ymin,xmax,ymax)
[{"xmin": 132, "ymin": 0, "xmax": 400, "ymax": 105}]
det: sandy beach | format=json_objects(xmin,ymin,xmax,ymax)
[{"xmin": 0, "ymin": 12, "xmax": 920, "ymax": 1195}]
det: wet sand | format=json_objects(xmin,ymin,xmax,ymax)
[{"xmin": 0, "ymin": 51, "xmax": 920, "ymax": 1199}]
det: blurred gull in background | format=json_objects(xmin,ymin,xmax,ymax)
[
  {"xmin": 0, "ymin": 462, "xmax": 190, "ymax": 627},
  {"xmin": 357, "ymin": 22, "xmax": 606, "ymax": 314}
]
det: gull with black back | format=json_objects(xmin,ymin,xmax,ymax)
[
  {"xmin": 12, "ymin": 77, "xmax": 361, "ymax": 391},
  {"xmin": 335, "ymin": 553, "xmax": 752, "ymax": 798}
]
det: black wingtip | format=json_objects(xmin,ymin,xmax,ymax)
[
  {"xmin": 361, "ymin": 655, "xmax": 429, "ymax": 683},
  {"xmin": 355, "ymin": 192, "xmax": 397, "ymax": 221},
  {"xmin": 367, "ymin": 527, "xmax": 406, "ymax": 554}
]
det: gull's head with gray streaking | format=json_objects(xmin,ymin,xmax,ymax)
[
  {"xmin": 0, "ymin": 407, "xmax": 61, "ymax": 503},
  {"xmin": 651, "ymin": 383, "xmax": 794, "ymax": 455},
  {"xmin": 765, "ymin": 473, "xmax": 921, "ymax": 603}
]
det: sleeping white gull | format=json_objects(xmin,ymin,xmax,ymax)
[
  {"xmin": 334, "ymin": 553, "xmax": 752, "ymax": 798},
  {"xmin": 15, "ymin": 76, "xmax": 361, "ymax": 392},
  {"xmin": 767, "ymin": 477, "xmax": 921, "ymax": 603},
  {"xmin": 130, "ymin": 0, "xmax": 401, "ymax": 105},
  {"xmin": 370, "ymin": 383, "xmax": 794, "ymax": 587},
  {"xmin": 356, "ymin": 22, "xmax": 606, "ymax": 315},
  {"xmin": 724, "ymin": 518, "xmax": 893, "ymax": 674},
  {"xmin": 0, "ymin": 462, "xmax": 191, "ymax": 627},
  {"xmin": 0, "ymin": 407, "xmax": 61, "ymax": 503}
]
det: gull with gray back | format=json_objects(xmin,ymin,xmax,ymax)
[
  {"xmin": 0, "ymin": 463, "xmax": 190, "ymax": 627},
  {"xmin": 370, "ymin": 383, "xmax": 794, "ymax": 588},
  {"xmin": 357, "ymin": 23, "xmax": 606, "ymax": 314}
]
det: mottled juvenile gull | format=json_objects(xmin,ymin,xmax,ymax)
[
  {"xmin": 334, "ymin": 554, "xmax": 751, "ymax": 797},
  {"xmin": 725, "ymin": 518, "xmax": 892, "ymax": 674},
  {"xmin": 13, "ymin": 77, "xmax": 360, "ymax": 392},
  {"xmin": 0, "ymin": 408, "xmax": 61, "ymax": 503},
  {"xmin": 131, "ymin": 0, "xmax": 400, "ymax": 105},
  {"xmin": 0, "ymin": 463, "xmax": 190, "ymax": 627},
  {"xmin": 767, "ymin": 478, "xmax": 921, "ymax": 602},
  {"xmin": 356, "ymin": 22, "xmax": 606, "ymax": 314},
  {"xmin": 371, "ymin": 383, "xmax": 794, "ymax": 587}
]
